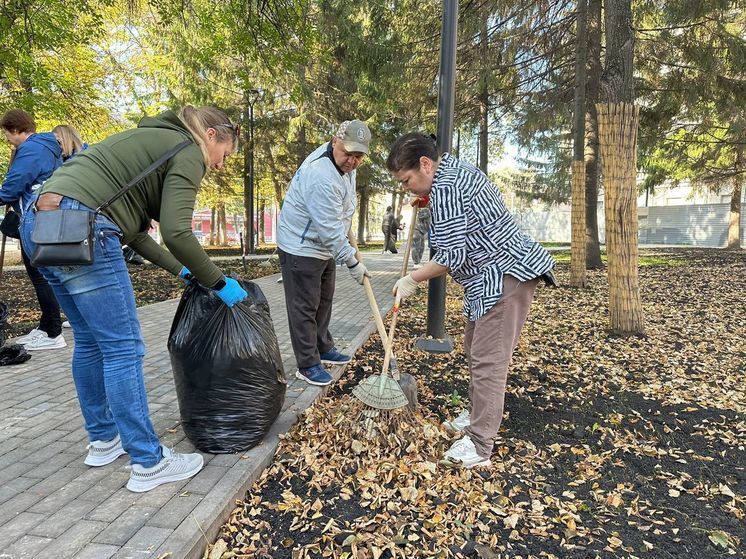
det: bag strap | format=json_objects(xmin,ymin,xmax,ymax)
[{"xmin": 94, "ymin": 139, "xmax": 192, "ymax": 214}]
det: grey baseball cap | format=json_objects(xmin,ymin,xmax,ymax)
[{"xmin": 335, "ymin": 120, "xmax": 371, "ymax": 154}]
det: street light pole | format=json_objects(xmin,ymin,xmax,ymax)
[
  {"xmin": 416, "ymin": 0, "xmax": 457, "ymax": 354},
  {"xmin": 243, "ymin": 89, "xmax": 259, "ymax": 254}
]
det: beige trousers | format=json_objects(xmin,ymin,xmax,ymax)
[{"xmin": 463, "ymin": 274, "xmax": 539, "ymax": 458}]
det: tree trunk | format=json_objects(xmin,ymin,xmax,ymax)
[
  {"xmin": 263, "ymin": 144, "xmax": 285, "ymax": 206},
  {"xmin": 585, "ymin": 0, "xmax": 603, "ymax": 269},
  {"xmin": 478, "ymin": 12, "xmax": 489, "ymax": 175},
  {"xmin": 357, "ymin": 186, "xmax": 369, "ymax": 245},
  {"xmin": 600, "ymin": 0, "xmax": 634, "ymax": 103},
  {"xmin": 599, "ymin": 0, "xmax": 642, "ymax": 335},
  {"xmin": 259, "ymin": 197, "xmax": 266, "ymax": 244},
  {"xmin": 726, "ymin": 181, "xmax": 742, "ymax": 250},
  {"xmin": 210, "ymin": 207, "xmax": 217, "ymax": 245},
  {"xmin": 570, "ymin": 0, "xmax": 589, "ymax": 288},
  {"xmin": 597, "ymin": 103, "xmax": 644, "ymax": 335},
  {"xmin": 298, "ymin": 64, "xmax": 307, "ymax": 168},
  {"xmin": 221, "ymin": 205, "xmax": 228, "ymax": 246}
]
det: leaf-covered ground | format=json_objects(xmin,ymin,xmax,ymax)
[
  {"xmin": 0, "ymin": 258, "xmax": 279, "ymax": 340},
  {"xmin": 208, "ymin": 248, "xmax": 745, "ymax": 559}
]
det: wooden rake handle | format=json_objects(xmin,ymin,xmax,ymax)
[
  {"xmin": 352, "ymin": 241, "xmax": 391, "ymax": 352},
  {"xmin": 381, "ymin": 205, "xmax": 419, "ymax": 373}
]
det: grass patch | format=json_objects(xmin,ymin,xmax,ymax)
[{"xmin": 550, "ymin": 250, "xmax": 685, "ymax": 267}]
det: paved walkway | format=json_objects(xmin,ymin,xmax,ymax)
[{"xmin": 0, "ymin": 252, "xmax": 407, "ymax": 559}]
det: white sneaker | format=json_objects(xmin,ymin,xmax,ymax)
[
  {"xmin": 442, "ymin": 410, "xmax": 471, "ymax": 432},
  {"xmin": 23, "ymin": 333, "xmax": 66, "ymax": 351},
  {"xmin": 62, "ymin": 320, "xmax": 71, "ymax": 328},
  {"xmin": 126, "ymin": 446, "xmax": 204, "ymax": 493},
  {"xmin": 443, "ymin": 435, "xmax": 491, "ymax": 468},
  {"xmin": 16, "ymin": 328, "xmax": 45, "ymax": 345},
  {"xmin": 85, "ymin": 434, "xmax": 127, "ymax": 466}
]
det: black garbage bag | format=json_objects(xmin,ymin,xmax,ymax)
[
  {"xmin": 0, "ymin": 344, "xmax": 31, "ymax": 366},
  {"xmin": 168, "ymin": 278, "xmax": 286, "ymax": 453}
]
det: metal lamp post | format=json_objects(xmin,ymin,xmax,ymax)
[
  {"xmin": 416, "ymin": 0, "xmax": 458, "ymax": 354},
  {"xmin": 243, "ymin": 89, "xmax": 260, "ymax": 254}
]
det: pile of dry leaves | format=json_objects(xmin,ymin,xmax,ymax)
[{"xmin": 208, "ymin": 249, "xmax": 744, "ymax": 559}]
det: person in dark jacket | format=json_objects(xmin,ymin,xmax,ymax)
[
  {"xmin": 381, "ymin": 206, "xmax": 397, "ymax": 253},
  {"xmin": 20, "ymin": 106, "xmax": 246, "ymax": 492},
  {"xmin": 0, "ymin": 109, "xmax": 66, "ymax": 350}
]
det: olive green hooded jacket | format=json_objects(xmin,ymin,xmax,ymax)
[{"xmin": 41, "ymin": 111, "xmax": 223, "ymax": 287}]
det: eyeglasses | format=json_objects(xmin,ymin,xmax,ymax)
[{"xmin": 215, "ymin": 123, "xmax": 241, "ymax": 138}]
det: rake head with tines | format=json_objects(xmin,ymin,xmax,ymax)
[{"xmin": 352, "ymin": 369, "xmax": 408, "ymax": 411}]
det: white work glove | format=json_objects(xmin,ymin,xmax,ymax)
[
  {"xmin": 392, "ymin": 273, "xmax": 419, "ymax": 300},
  {"xmin": 346, "ymin": 258, "xmax": 370, "ymax": 285}
]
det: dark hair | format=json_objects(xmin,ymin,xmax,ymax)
[
  {"xmin": 0, "ymin": 109, "xmax": 36, "ymax": 134},
  {"xmin": 386, "ymin": 206, "xmax": 392, "ymax": 211},
  {"xmin": 386, "ymin": 132, "xmax": 438, "ymax": 173}
]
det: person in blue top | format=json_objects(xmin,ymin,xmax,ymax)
[{"xmin": 0, "ymin": 109, "xmax": 66, "ymax": 350}]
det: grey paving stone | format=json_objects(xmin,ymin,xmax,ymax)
[
  {"xmin": 0, "ymin": 512, "xmax": 48, "ymax": 550},
  {"xmin": 35, "ymin": 520, "xmax": 107, "ymax": 558},
  {"xmin": 181, "ymin": 464, "xmax": 229, "ymax": 495},
  {"xmin": 72, "ymin": 543, "xmax": 120, "ymax": 559},
  {"xmin": 0, "ymin": 462, "xmax": 35, "ymax": 486},
  {"xmin": 1, "ymin": 476, "xmax": 37, "ymax": 496},
  {"xmin": 84, "ymin": 488, "xmax": 140, "ymax": 523},
  {"xmin": 22, "ymin": 454, "xmax": 82, "ymax": 480},
  {"xmin": 134, "ymin": 478, "xmax": 190, "ymax": 507},
  {"xmin": 111, "ymin": 526, "xmax": 172, "ymax": 559},
  {"xmin": 2, "ymin": 534, "xmax": 54, "ymax": 559},
  {"xmin": 0, "ymin": 491, "xmax": 45, "ymax": 525},
  {"xmin": 24, "ymin": 466, "xmax": 85, "ymax": 497},
  {"xmin": 147, "ymin": 493, "xmax": 202, "ymax": 529},
  {"xmin": 18, "ymin": 440, "xmax": 70, "ymax": 464},
  {"xmin": 92, "ymin": 506, "xmax": 158, "ymax": 546},
  {"xmin": 27, "ymin": 479, "xmax": 93, "ymax": 515},
  {"xmin": 206, "ymin": 453, "xmax": 242, "ymax": 468},
  {"xmin": 77, "ymin": 473, "xmax": 130, "ymax": 507},
  {"xmin": 29, "ymin": 497, "xmax": 98, "ymax": 538}
]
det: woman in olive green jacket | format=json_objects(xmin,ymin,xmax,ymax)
[{"xmin": 20, "ymin": 106, "xmax": 246, "ymax": 492}]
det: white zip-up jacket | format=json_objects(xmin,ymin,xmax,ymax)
[{"xmin": 277, "ymin": 142, "xmax": 356, "ymax": 263}]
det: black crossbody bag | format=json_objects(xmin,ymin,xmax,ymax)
[{"xmin": 30, "ymin": 140, "xmax": 191, "ymax": 267}]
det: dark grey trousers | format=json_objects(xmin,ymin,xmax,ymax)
[{"xmin": 278, "ymin": 249, "xmax": 336, "ymax": 369}]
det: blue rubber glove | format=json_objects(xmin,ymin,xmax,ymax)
[
  {"xmin": 178, "ymin": 266, "xmax": 193, "ymax": 284},
  {"xmin": 214, "ymin": 277, "xmax": 248, "ymax": 307}
]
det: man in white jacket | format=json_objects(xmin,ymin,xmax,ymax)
[{"xmin": 277, "ymin": 120, "xmax": 372, "ymax": 386}]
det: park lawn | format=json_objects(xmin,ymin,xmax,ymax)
[
  {"xmin": 208, "ymin": 248, "xmax": 744, "ymax": 559},
  {"xmin": 0, "ymin": 257, "xmax": 280, "ymax": 339}
]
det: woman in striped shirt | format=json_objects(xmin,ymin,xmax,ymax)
[{"xmin": 387, "ymin": 132, "xmax": 556, "ymax": 469}]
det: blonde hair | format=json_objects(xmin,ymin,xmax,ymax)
[
  {"xmin": 52, "ymin": 124, "xmax": 84, "ymax": 159},
  {"xmin": 178, "ymin": 106, "xmax": 238, "ymax": 165}
]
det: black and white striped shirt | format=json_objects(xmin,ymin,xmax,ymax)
[{"xmin": 429, "ymin": 153, "xmax": 555, "ymax": 321}]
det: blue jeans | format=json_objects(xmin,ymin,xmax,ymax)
[{"xmin": 21, "ymin": 196, "xmax": 162, "ymax": 467}]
